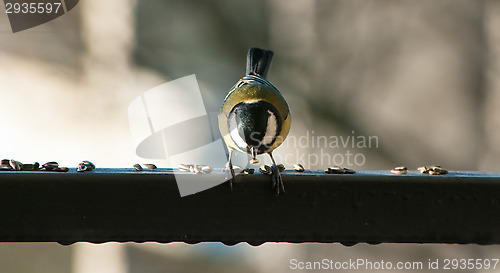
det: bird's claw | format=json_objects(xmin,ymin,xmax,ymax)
[{"xmin": 271, "ymin": 164, "xmax": 285, "ymax": 196}]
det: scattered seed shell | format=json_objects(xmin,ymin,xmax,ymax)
[
  {"xmin": 200, "ymin": 165, "xmax": 213, "ymax": 174},
  {"xmin": 429, "ymin": 165, "xmax": 448, "ymax": 175},
  {"xmin": 325, "ymin": 166, "xmax": 356, "ymax": 174},
  {"xmin": 391, "ymin": 166, "xmax": 408, "ymax": 174},
  {"xmin": 42, "ymin": 162, "xmax": 59, "ymax": 171},
  {"xmin": 178, "ymin": 164, "xmax": 212, "ymax": 174},
  {"xmin": 21, "ymin": 164, "xmax": 38, "ymax": 171},
  {"xmin": 82, "ymin": 160, "xmax": 96, "ymax": 170},
  {"xmin": 277, "ymin": 164, "xmax": 285, "ymax": 172},
  {"xmin": 342, "ymin": 168, "xmax": 356, "ymax": 174},
  {"xmin": 133, "ymin": 164, "xmax": 143, "ymax": 171},
  {"xmin": 76, "ymin": 164, "xmax": 88, "ymax": 172},
  {"xmin": 250, "ymin": 158, "xmax": 259, "ymax": 164},
  {"xmin": 194, "ymin": 165, "xmax": 204, "ymax": 174},
  {"xmin": 55, "ymin": 167, "xmax": 69, "ymax": 172},
  {"xmin": 144, "ymin": 164, "xmax": 157, "ymax": 170},
  {"xmin": 0, "ymin": 159, "xmax": 13, "ymax": 170},
  {"xmin": 417, "ymin": 166, "xmax": 429, "ymax": 174},
  {"xmin": 294, "ymin": 164, "xmax": 305, "ymax": 172},
  {"xmin": 259, "ymin": 165, "xmax": 272, "ymax": 174},
  {"xmin": 325, "ymin": 166, "xmax": 344, "ymax": 174},
  {"xmin": 10, "ymin": 160, "xmax": 22, "ymax": 171},
  {"xmin": 243, "ymin": 168, "xmax": 255, "ymax": 175},
  {"xmin": 178, "ymin": 164, "xmax": 192, "ymax": 172}
]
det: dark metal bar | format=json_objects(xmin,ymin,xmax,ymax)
[{"xmin": 0, "ymin": 169, "xmax": 499, "ymax": 245}]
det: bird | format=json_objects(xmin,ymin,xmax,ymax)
[{"xmin": 218, "ymin": 47, "xmax": 291, "ymax": 195}]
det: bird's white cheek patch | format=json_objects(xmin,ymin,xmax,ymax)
[
  {"xmin": 229, "ymin": 114, "xmax": 248, "ymax": 150},
  {"xmin": 262, "ymin": 110, "xmax": 277, "ymax": 146}
]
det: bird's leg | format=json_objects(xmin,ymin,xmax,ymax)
[
  {"xmin": 250, "ymin": 147, "xmax": 259, "ymax": 164},
  {"xmin": 269, "ymin": 152, "xmax": 284, "ymax": 196},
  {"xmin": 226, "ymin": 150, "xmax": 236, "ymax": 191}
]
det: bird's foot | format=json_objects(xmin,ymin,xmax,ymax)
[{"xmin": 271, "ymin": 164, "xmax": 285, "ymax": 196}]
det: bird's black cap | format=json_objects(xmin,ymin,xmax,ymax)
[{"xmin": 246, "ymin": 48, "xmax": 274, "ymax": 77}]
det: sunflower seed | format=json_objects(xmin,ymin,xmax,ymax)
[
  {"xmin": 243, "ymin": 168, "xmax": 255, "ymax": 175},
  {"xmin": 21, "ymin": 163, "xmax": 38, "ymax": 171},
  {"xmin": 294, "ymin": 164, "xmax": 305, "ymax": 172},
  {"xmin": 325, "ymin": 166, "xmax": 344, "ymax": 174},
  {"xmin": 429, "ymin": 165, "xmax": 448, "ymax": 175},
  {"xmin": 144, "ymin": 164, "xmax": 157, "ymax": 170},
  {"xmin": 77, "ymin": 161, "xmax": 95, "ymax": 172},
  {"xmin": 10, "ymin": 160, "xmax": 22, "ymax": 171},
  {"xmin": 200, "ymin": 165, "xmax": 213, "ymax": 174},
  {"xmin": 192, "ymin": 165, "xmax": 203, "ymax": 174},
  {"xmin": 133, "ymin": 164, "xmax": 143, "ymax": 171},
  {"xmin": 178, "ymin": 164, "xmax": 192, "ymax": 172},
  {"xmin": 55, "ymin": 167, "xmax": 69, "ymax": 172},
  {"xmin": 342, "ymin": 168, "xmax": 356, "ymax": 174},
  {"xmin": 82, "ymin": 160, "xmax": 95, "ymax": 170},
  {"xmin": 42, "ymin": 162, "xmax": 59, "ymax": 171},
  {"xmin": 0, "ymin": 159, "xmax": 13, "ymax": 170},
  {"xmin": 277, "ymin": 164, "xmax": 285, "ymax": 172},
  {"xmin": 76, "ymin": 163, "xmax": 88, "ymax": 172},
  {"xmin": 259, "ymin": 165, "xmax": 272, "ymax": 174},
  {"xmin": 417, "ymin": 166, "xmax": 429, "ymax": 174},
  {"xmin": 391, "ymin": 166, "xmax": 408, "ymax": 175}
]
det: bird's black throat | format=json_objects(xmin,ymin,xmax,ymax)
[{"xmin": 228, "ymin": 100, "xmax": 282, "ymax": 154}]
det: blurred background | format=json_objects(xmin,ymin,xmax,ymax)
[{"xmin": 1, "ymin": 0, "xmax": 500, "ymax": 272}]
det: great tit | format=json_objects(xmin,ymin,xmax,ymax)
[{"xmin": 219, "ymin": 48, "xmax": 291, "ymax": 195}]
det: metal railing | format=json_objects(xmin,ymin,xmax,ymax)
[{"xmin": 0, "ymin": 169, "xmax": 499, "ymax": 246}]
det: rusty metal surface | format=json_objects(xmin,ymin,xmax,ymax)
[{"xmin": 0, "ymin": 169, "xmax": 499, "ymax": 245}]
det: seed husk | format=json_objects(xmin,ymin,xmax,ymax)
[
  {"xmin": 417, "ymin": 166, "xmax": 429, "ymax": 174},
  {"xmin": 250, "ymin": 158, "xmax": 259, "ymax": 164},
  {"xmin": 192, "ymin": 165, "xmax": 203, "ymax": 174},
  {"xmin": 200, "ymin": 165, "xmax": 213, "ymax": 174},
  {"xmin": 82, "ymin": 160, "xmax": 95, "ymax": 170},
  {"xmin": 144, "ymin": 164, "xmax": 157, "ymax": 170},
  {"xmin": 243, "ymin": 168, "xmax": 255, "ymax": 175},
  {"xmin": 178, "ymin": 164, "xmax": 192, "ymax": 172},
  {"xmin": 178, "ymin": 164, "xmax": 212, "ymax": 174},
  {"xmin": 277, "ymin": 164, "xmax": 285, "ymax": 172},
  {"xmin": 55, "ymin": 167, "xmax": 69, "ymax": 172},
  {"xmin": 76, "ymin": 163, "xmax": 88, "ymax": 172},
  {"xmin": 21, "ymin": 163, "xmax": 38, "ymax": 171},
  {"xmin": 325, "ymin": 166, "xmax": 356, "ymax": 174},
  {"xmin": 294, "ymin": 164, "xmax": 305, "ymax": 172},
  {"xmin": 0, "ymin": 159, "xmax": 13, "ymax": 170},
  {"xmin": 342, "ymin": 168, "xmax": 356, "ymax": 174},
  {"xmin": 133, "ymin": 164, "xmax": 143, "ymax": 171},
  {"xmin": 325, "ymin": 166, "xmax": 344, "ymax": 174},
  {"xmin": 42, "ymin": 162, "xmax": 59, "ymax": 171},
  {"xmin": 391, "ymin": 166, "xmax": 408, "ymax": 175},
  {"xmin": 259, "ymin": 165, "xmax": 272, "ymax": 174},
  {"xmin": 10, "ymin": 160, "xmax": 22, "ymax": 171},
  {"xmin": 429, "ymin": 165, "xmax": 448, "ymax": 175}
]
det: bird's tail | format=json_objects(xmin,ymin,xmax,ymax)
[{"xmin": 246, "ymin": 48, "xmax": 274, "ymax": 77}]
